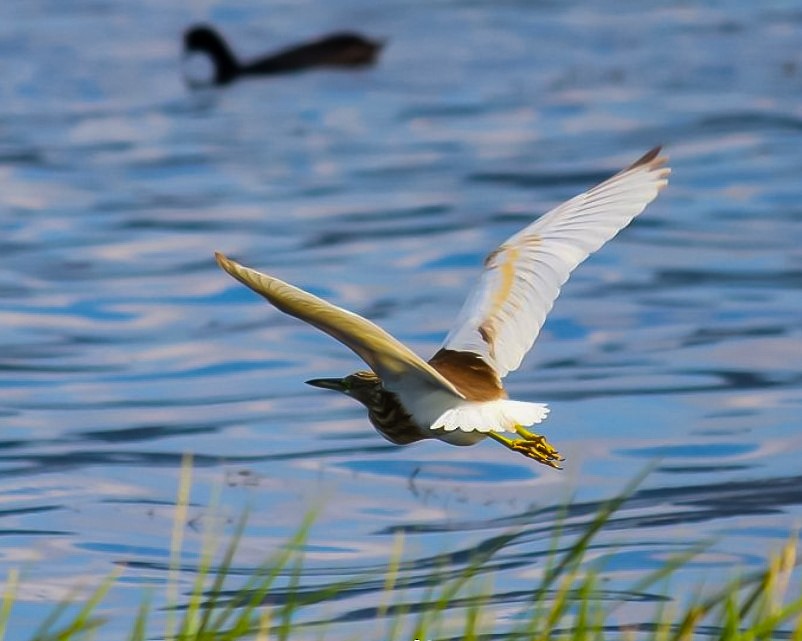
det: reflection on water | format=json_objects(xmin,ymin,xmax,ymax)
[{"xmin": 1, "ymin": 0, "xmax": 802, "ymax": 637}]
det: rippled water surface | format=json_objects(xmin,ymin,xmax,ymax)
[{"xmin": 2, "ymin": 0, "xmax": 802, "ymax": 637}]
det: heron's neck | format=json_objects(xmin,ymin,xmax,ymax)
[{"xmin": 365, "ymin": 388, "xmax": 425, "ymax": 445}]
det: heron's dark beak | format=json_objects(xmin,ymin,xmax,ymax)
[{"xmin": 305, "ymin": 378, "xmax": 347, "ymax": 392}]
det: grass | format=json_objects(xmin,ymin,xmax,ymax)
[{"xmin": 1, "ymin": 461, "xmax": 801, "ymax": 640}]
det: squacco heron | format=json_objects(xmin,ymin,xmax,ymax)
[{"xmin": 215, "ymin": 147, "xmax": 669, "ymax": 468}]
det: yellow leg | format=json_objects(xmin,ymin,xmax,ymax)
[{"xmin": 488, "ymin": 429, "xmax": 564, "ymax": 469}]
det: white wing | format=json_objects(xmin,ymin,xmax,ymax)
[
  {"xmin": 441, "ymin": 147, "xmax": 670, "ymax": 378},
  {"xmin": 215, "ymin": 252, "xmax": 465, "ymax": 400}
]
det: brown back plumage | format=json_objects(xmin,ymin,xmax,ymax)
[
  {"xmin": 428, "ymin": 349, "xmax": 506, "ymax": 401},
  {"xmin": 357, "ymin": 349, "xmax": 505, "ymax": 443}
]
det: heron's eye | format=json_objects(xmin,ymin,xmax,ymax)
[{"xmin": 342, "ymin": 379, "xmax": 351, "ymax": 391}]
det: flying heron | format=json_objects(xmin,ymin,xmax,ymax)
[{"xmin": 215, "ymin": 147, "xmax": 669, "ymax": 468}]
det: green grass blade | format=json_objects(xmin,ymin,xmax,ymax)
[
  {"xmin": 127, "ymin": 592, "xmax": 151, "ymax": 641},
  {"xmin": 277, "ymin": 543, "xmax": 305, "ymax": 641},
  {"xmin": 194, "ymin": 509, "xmax": 250, "ymax": 636},
  {"xmin": 531, "ymin": 467, "xmax": 651, "ymax": 607},
  {"xmin": 206, "ymin": 509, "xmax": 318, "ymax": 638},
  {"xmin": 0, "ymin": 569, "xmax": 18, "ymax": 641},
  {"xmin": 166, "ymin": 453, "xmax": 194, "ymax": 640},
  {"xmin": 34, "ymin": 567, "xmax": 121, "ymax": 641}
]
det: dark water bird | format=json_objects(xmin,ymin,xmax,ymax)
[
  {"xmin": 216, "ymin": 148, "xmax": 670, "ymax": 468},
  {"xmin": 183, "ymin": 24, "xmax": 384, "ymax": 86}
]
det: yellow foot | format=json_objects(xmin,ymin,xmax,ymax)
[
  {"xmin": 488, "ymin": 431, "xmax": 565, "ymax": 469},
  {"xmin": 510, "ymin": 435, "xmax": 564, "ymax": 469}
]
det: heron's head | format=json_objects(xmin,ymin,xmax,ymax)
[{"xmin": 306, "ymin": 370, "xmax": 382, "ymax": 407}]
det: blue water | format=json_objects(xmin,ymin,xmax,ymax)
[{"xmin": 1, "ymin": 0, "xmax": 802, "ymax": 637}]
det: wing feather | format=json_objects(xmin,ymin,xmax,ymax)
[
  {"xmin": 442, "ymin": 147, "xmax": 670, "ymax": 377},
  {"xmin": 215, "ymin": 252, "xmax": 464, "ymax": 399}
]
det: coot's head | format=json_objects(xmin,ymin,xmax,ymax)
[
  {"xmin": 183, "ymin": 24, "xmax": 239, "ymax": 85},
  {"xmin": 184, "ymin": 25, "xmax": 226, "ymax": 53}
]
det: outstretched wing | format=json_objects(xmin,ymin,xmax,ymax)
[
  {"xmin": 215, "ymin": 252, "xmax": 465, "ymax": 399},
  {"xmin": 441, "ymin": 147, "xmax": 670, "ymax": 378}
]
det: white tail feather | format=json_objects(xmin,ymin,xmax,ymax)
[{"xmin": 431, "ymin": 400, "xmax": 550, "ymax": 433}]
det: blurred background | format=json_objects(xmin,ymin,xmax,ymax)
[{"xmin": 1, "ymin": 0, "xmax": 801, "ymax": 637}]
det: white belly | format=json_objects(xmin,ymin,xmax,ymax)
[
  {"xmin": 401, "ymin": 388, "xmax": 550, "ymax": 447},
  {"xmin": 431, "ymin": 427, "xmax": 489, "ymax": 446}
]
